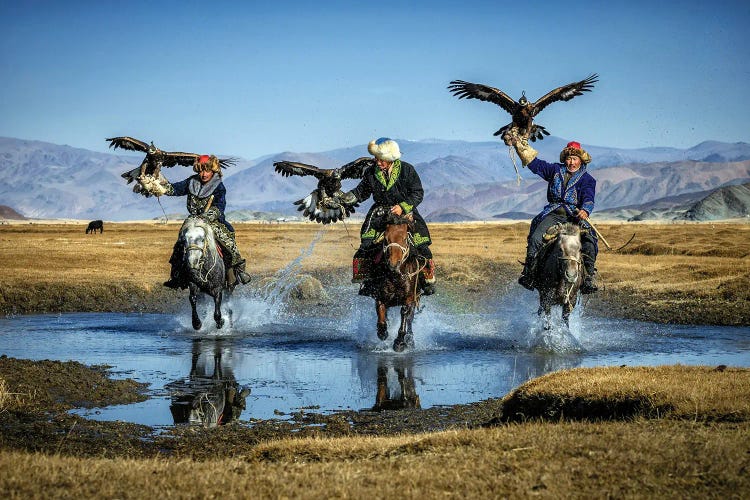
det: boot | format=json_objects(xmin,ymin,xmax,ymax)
[
  {"xmin": 163, "ymin": 264, "xmax": 187, "ymax": 289},
  {"xmin": 163, "ymin": 244, "xmax": 187, "ymax": 289},
  {"xmin": 518, "ymin": 261, "xmax": 535, "ymax": 291},
  {"xmin": 233, "ymin": 260, "xmax": 252, "ymax": 285},
  {"xmin": 581, "ymin": 259, "xmax": 598, "ymax": 294},
  {"xmin": 358, "ymin": 280, "xmax": 376, "ymax": 297},
  {"xmin": 352, "ymin": 257, "xmax": 369, "ymax": 283},
  {"xmin": 421, "ymin": 259, "xmax": 436, "ymax": 296}
]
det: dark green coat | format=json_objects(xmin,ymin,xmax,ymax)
[{"xmin": 350, "ymin": 160, "xmax": 431, "ymax": 248}]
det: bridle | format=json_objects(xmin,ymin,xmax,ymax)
[{"xmin": 182, "ymin": 223, "xmax": 220, "ymax": 283}]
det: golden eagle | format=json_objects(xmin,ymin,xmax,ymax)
[
  {"xmin": 107, "ymin": 136, "xmax": 236, "ymax": 187},
  {"xmin": 447, "ymin": 74, "xmax": 598, "ymax": 141},
  {"xmin": 273, "ymin": 157, "xmax": 374, "ymax": 224}
]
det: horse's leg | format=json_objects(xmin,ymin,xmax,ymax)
[
  {"xmin": 393, "ymin": 304, "xmax": 415, "ymax": 352},
  {"xmin": 214, "ymin": 289, "xmax": 224, "ymax": 329},
  {"xmin": 562, "ymin": 298, "xmax": 575, "ymax": 329},
  {"xmin": 539, "ymin": 291, "xmax": 552, "ymax": 330},
  {"xmin": 189, "ymin": 285, "xmax": 202, "ymax": 331},
  {"xmin": 376, "ymin": 300, "xmax": 388, "ymax": 340}
]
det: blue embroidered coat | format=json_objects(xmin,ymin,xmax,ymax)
[
  {"xmin": 527, "ymin": 157, "xmax": 596, "ymax": 240},
  {"xmin": 168, "ymin": 175, "xmax": 234, "ymax": 232}
]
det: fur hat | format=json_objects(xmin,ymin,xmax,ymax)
[
  {"xmin": 559, "ymin": 141, "xmax": 592, "ymax": 165},
  {"xmin": 368, "ymin": 137, "xmax": 401, "ymax": 162},
  {"xmin": 193, "ymin": 154, "xmax": 222, "ymax": 175}
]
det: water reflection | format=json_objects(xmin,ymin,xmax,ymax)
[
  {"xmin": 371, "ymin": 355, "xmax": 421, "ymax": 411},
  {"xmin": 165, "ymin": 338, "xmax": 250, "ymax": 428},
  {"xmin": 0, "ymin": 312, "xmax": 747, "ymax": 427}
]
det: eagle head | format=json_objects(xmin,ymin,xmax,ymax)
[
  {"xmin": 519, "ymin": 92, "xmax": 529, "ymax": 106},
  {"xmin": 147, "ymin": 142, "xmax": 158, "ymax": 155}
]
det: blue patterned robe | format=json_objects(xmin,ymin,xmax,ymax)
[{"xmin": 527, "ymin": 157, "xmax": 597, "ymax": 247}]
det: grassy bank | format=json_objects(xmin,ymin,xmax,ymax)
[{"xmin": 1, "ymin": 359, "xmax": 748, "ymax": 498}]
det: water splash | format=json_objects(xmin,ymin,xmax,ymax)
[{"xmin": 229, "ymin": 231, "xmax": 324, "ymax": 330}]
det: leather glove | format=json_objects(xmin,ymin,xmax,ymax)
[
  {"xmin": 138, "ymin": 172, "xmax": 171, "ymax": 197},
  {"xmin": 338, "ymin": 190, "xmax": 358, "ymax": 206}
]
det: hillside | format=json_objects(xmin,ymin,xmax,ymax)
[{"xmin": 1, "ymin": 136, "xmax": 749, "ymax": 221}]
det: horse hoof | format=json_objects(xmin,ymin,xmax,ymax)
[
  {"xmin": 377, "ymin": 324, "xmax": 388, "ymax": 340},
  {"xmin": 393, "ymin": 338, "xmax": 407, "ymax": 352},
  {"xmin": 216, "ymin": 318, "xmax": 224, "ymax": 329},
  {"xmin": 192, "ymin": 320, "xmax": 202, "ymax": 331}
]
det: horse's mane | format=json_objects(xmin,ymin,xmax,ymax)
[{"xmin": 559, "ymin": 222, "xmax": 581, "ymax": 237}]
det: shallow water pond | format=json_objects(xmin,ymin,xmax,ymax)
[{"xmin": 1, "ymin": 291, "xmax": 748, "ymax": 427}]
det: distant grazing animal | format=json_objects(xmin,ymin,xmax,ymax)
[
  {"xmin": 166, "ymin": 338, "xmax": 250, "ymax": 427},
  {"xmin": 85, "ymin": 220, "xmax": 103, "ymax": 234},
  {"xmin": 366, "ymin": 207, "xmax": 425, "ymax": 352},
  {"xmin": 107, "ymin": 136, "xmax": 236, "ymax": 194},
  {"xmin": 447, "ymin": 74, "xmax": 598, "ymax": 141},
  {"xmin": 534, "ymin": 223, "xmax": 584, "ymax": 329},
  {"xmin": 178, "ymin": 216, "xmax": 231, "ymax": 330},
  {"xmin": 273, "ymin": 157, "xmax": 375, "ymax": 223}
]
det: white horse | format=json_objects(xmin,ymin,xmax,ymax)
[{"xmin": 178, "ymin": 216, "xmax": 229, "ymax": 330}]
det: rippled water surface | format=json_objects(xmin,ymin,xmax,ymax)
[{"xmin": 1, "ymin": 287, "xmax": 748, "ymax": 427}]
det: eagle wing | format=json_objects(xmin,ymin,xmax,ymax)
[
  {"xmin": 161, "ymin": 152, "xmax": 200, "ymax": 168},
  {"xmin": 161, "ymin": 153, "xmax": 237, "ymax": 169},
  {"xmin": 338, "ymin": 157, "xmax": 375, "ymax": 180},
  {"xmin": 273, "ymin": 160, "xmax": 328, "ymax": 179},
  {"xmin": 106, "ymin": 136, "xmax": 150, "ymax": 153},
  {"xmin": 447, "ymin": 80, "xmax": 518, "ymax": 115},
  {"xmin": 532, "ymin": 73, "xmax": 598, "ymax": 114}
]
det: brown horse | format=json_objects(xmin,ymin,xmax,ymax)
[
  {"xmin": 534, "ymin": 223, "xmax": 584, "ymax": 329},
  {"xmin": 369, "ymin": 208, "xmax": 425, "ymax": 352}
]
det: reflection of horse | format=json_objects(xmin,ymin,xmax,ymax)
[
  {"xmin": 178, "ymin": 216, "xmax": 230, "ymax": 330},
  {"xmin": 534, "ymin": 223, "xmax": 583, "ymax": 329},
  {"xmin": 368, "ymin": 207, "xmax": 424, "ymax": 352},
  {"xmin": 85, "ymin": 220, "xmax": 103, "ymax": 234},
  {"xmin": 166, "ymin": 338, "xmax": 250, "ymax": 427},
  {"xmin": 372, "ymin": 356, "xmax": 421, "ymax": 411}
]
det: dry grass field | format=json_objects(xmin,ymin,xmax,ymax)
[
  {"xmin": 1, "ymin": 359, "xmax": 748, "ymax": 498},
  {"xmin": 1, "ymin": 220, "xmax": 748, "ymax": 324},
  {"xmin": 1, "ymin": 220, "xmax": 749, "ymax": 497}
]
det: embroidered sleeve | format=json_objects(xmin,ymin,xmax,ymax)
[
  {"xmin": 168, "ymin": 178, "xmax": 190, "ymax": 197},
  {"xmin": 527, "ymin": 158, "xmax": 557, "ymax": 182},
  {"xmin": 579, "ymin": 176, "xmax": 596, "ymax": 214},
  {"xmin": 400, "ymin": 163, "xmax": 423, "ymax": 213}
]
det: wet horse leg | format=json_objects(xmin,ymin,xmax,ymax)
[
  {"xmin": 213, "ymin": 289, "xmax": 224, "ymax": 329},
  {"xmin": 538, "ymin": 291, "xmax": 553, "ymax": 330},
  {"xmin": 189, "ymin": 285, "xmax": 202, "ymax": 331},
  {"xmin": 376, "ymin": 300, "xmax": 388, "ymax": 340},
  {"xmin": 393, "ymin": 304, "xmax": 415, "ymax": 352}
]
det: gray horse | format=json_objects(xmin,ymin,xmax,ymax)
[
  {"xmin": 178, "ymin": 216, "xmax": 230, "ymax": 330},
  {"xmin": 534, "ymin": 223, "xmax": 584, "ymax": 329}
]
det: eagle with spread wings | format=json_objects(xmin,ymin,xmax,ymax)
[
  {"xmin": 273, "ymin": 157, "xmax": 375, "ymax": 224},
  {"xmin": 107, "ymin": 136, "xmax": 237, "ymax": 190},
  {"xmin": 447, "ymin": 74, "xmax": 598, "ymax": 141}
]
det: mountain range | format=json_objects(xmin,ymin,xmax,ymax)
[{"xmin": 1, "ymin": 136, "xmax": 749, "ymax": 222}]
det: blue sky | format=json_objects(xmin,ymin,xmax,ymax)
[{"xmin": 1, "ymin": 0, "xmax": 748, "ymax": 159}]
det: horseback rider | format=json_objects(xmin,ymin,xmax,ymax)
[
  {"xmin": 505, "ymin": 127, "xmax": 599, "ymax": 294},
  {"xmin": 142, "ymin": 154, "xmax": 251, "ymax": 289},
  {"xmin": 339, "ymin": 138, "xmax": 436, "ymax": 296}
]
